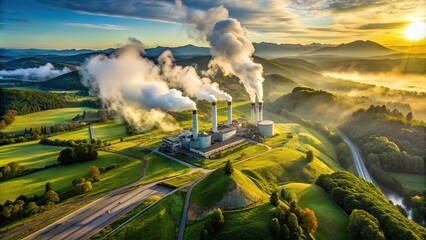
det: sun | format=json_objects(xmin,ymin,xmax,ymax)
[{"xmin": 404, "ymin": 21, "xmax": 426, "ymax": 41}]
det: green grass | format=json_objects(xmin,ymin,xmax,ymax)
[
  {"xmin": 387, "ymin": 172, "xmax": 426, "ymax": 191},
  {"xmin": 173, "ymin": 143, "xmax": 269, "ymax": 169},
  {"xmin": 159, "ymin": 171, "xmax": 205, "ymax": 188},
  {"xmin": 236, "ymin": 148, "xmax": 334, "ymax": 191},
  {"xmin": 0, "ymin": 140, "xmax": 64, "ymax": 168},
  {"xmin": 108, "ymin": 141, "xmax": 152, "ymax": 158},
  {"xmin": 50, "ymin": 120, "xmax": 128, "ymax": 143},
  {"xmin": 3, "ymin": 107, "xmax": 96, "ymax": 135},
  {"xmin": 140, "ymin": 153, "xmax": 190, "ymax": 183},
  {"xmin": 0, "ymin": 151, "xmax": 142, "ymax": 202},
  {"xmin": 284, "ymin": 183, "xmax": 350, "ymax": 240},
  {"xmin": 191, "ymin": 168, "xmax": 267, "ymax": 208},
  {"xmin": 107, "ymin": 191, "xmax": 185, "ymax": 240},
  {"xmin": 184, "ymin": 203, "xmax": 276, "ymax": 240}
]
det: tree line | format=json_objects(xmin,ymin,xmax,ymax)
[{"xmin": 316, "ymin": 171, "xmax": 425, "ymax": 240}]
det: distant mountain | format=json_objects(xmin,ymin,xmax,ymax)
[
  {"xmin": 145, "ymin": 44, "xmax": 210, "ymax": 57},
  {"xmin": 0, "ymin": 48, "xmax": 95, "ymax": 58},
  {"xmin": 253, "ymin": 42, "xmax": 335, "ymax": 58},
  {"xmin": 304, "ymin": 40, "xmax": 396, "ymax": 57}
]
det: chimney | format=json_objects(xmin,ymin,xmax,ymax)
[
  {"xmin": 212, "ymin": 101, "xmax": 217, "ymax": 132},
  {"xmin": 250, "ymin": 102, "xmax": 255, "ymax": 123},
  {"xmin": 192, "ymin": 110, "xmax": 198, "ymax": 140},
  {"xmin": 259, "ymin": 102, "xmax": 263, "ymax": 122},
  {"xmin": 227, "ymin": 101, "xmax": 232, "ymax": 125}
]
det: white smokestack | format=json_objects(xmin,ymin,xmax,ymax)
[
  {"xmin": 212, "ymin": 101, "xmax": 217, "ymax": 132},
  {"xmin": 251, "ymin": 103, "xmax": 255, "ymax": 124},
  {"xmin": 227, "ymin": 101, "xmax": 232, "ymax": 125},
  {"xmin": 193, "ymin": 110, "xmax": 199, "ymax": 140},
  {"xmin": 259, "ymin": 102, "xmax": 263, "ymax": 122}
]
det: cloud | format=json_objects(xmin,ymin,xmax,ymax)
[
  {"xmin": 0, "ymin": 63, "xmax": 71, "ymax": 80},
  {"xmin": 65, "ymin": 23, "xmax": 130, "ymax": 30},
  {"xmin": 357, "ymin": 22, "xmax": 406, "ymax": 30}
]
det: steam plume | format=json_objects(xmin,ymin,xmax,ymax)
[
  {"xmin": 79, "ymin": 40, "xmax": 195, "ymax": 131},
  {"xmin": 158, "ymin": 50, "xmax": 232, "ymax": 102},
  {"xmin": 0, "ymin": 63, "xmax": 70, "ymax": 80},
  {"xmin": 184, "ymin": 4, "xmax": 264, "ymax": 102}
]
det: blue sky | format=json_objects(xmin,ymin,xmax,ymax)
[{"xmin": 1, "ymin": 0, "xmax": 425, "ymax": 49}]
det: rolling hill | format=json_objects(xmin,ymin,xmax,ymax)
[{"xmin": 304, "ymin": 40, "xmax": 396, "ymax": 57}]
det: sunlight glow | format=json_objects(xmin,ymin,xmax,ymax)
[{"xmin": 404, "ymin": 21, "xmax": 426, "ymax": 40}]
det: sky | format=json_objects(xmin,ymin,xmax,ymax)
[{"xmin": 0, "ymin": 0, "xmax": 425, "ymax": 49}]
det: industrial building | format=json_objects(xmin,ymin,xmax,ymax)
[{"xmin": 160, "ymin": 98, "xmax": 274, "ymax": 158}]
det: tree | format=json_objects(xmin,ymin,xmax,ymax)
[
  {"xmin": 45, "ymin": 182, "xmax": 53, "ymax": 193},
  {"xmin": 100, "ymin": 115, "xmax": 108, "ymax": 122},
  {"xmin": 271, "ymin": 218, "xmax": 281, "ymax": 237},
  {"xmin": 44, "ymin": 190, "xmax": 60, "ymax": 204},
  {"xmin": 348, "ymin": 209, "xmax": 385, "ymax": 240},
  {"xmin": 281, "ymin": 224, "xmax": 290, "ymax": 240},
  {"xmin": 74, "ymin": 181, "xmax": 93, "ymax": 195},
  {"xmin": 280, "ymin": 188, "xmax": 292, "ymax": 203},
  {"xmin": 58, "ymin": 147, "xmax": 76, "ymax": 164},
  {"xmin": 24, "ymin": 202, "xmax": 39, "ymax": 215},
  {"xmin": 211, "ymin": 208, "xmax": 225, "ymax": 231},
  {"xmin": 224, "ymin": 160, "xmax": 234, "ymax": 175},
  {"xmin": 300, "ymin": 208, "xmax": 318, "ymax": 234},
  {"xmin": 270, "ymin": 191, "xmax": 279, "ymax": 206},
  {"xmin": 120, "ymin": 137, "xmax": 124, "ymax": 142},
  {"xmin": 306, "ymin": 150, "xmax": 314, "ymax": 162},
  {"xmin": 406, "ymin": 112, "xmax": 413, "ymax": 121},
  {"xmin": 89, "ymin": 166, "xmax": 100, "ymax": 182}
]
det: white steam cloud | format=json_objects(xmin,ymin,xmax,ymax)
[
  {"xmin": 79, "ymin": 41, "xmax": 196, "ymax": 131},
  {"xmin": 158, "ymin": 50, "xmax": 231, "ymax": 102},
  {"xmin": 0, "ymin": 63, "xmax": 71, "ymax": 80},
  {"xmin": 184, "ymin": 4, "xmax": 264, "ymax": 102}
]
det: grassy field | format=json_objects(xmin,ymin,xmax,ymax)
[
  {"xmin": 140, "ymin": 153, "xmax": 190, "ymax": 183},
  {"xmin": 172, "ymin": 143, "xmax": 269, "ymax": 169},
  {"xmin": 107, "ymin": 191, "xmax": 185, "ymax": 240},
  {"xmin": 3, "ymin": 107, "xmax": 96, "ymax": 135},
  {"xmin": 184, "ymin": 202, "xmax": 276, "ymax": 240},
  {"xmin": 284, "ymin": 183, "xmax": 350, "ymax": 240},
  {"xmin": 387, "ymin": 172, "xmax": 426, "ymax": 191},
  {"xmin": 159, "ymin": 171, "xmax": 204, "ymax": 188},
  {"xmin": 0, "ymin": 140, "xmax": 64, "ymax": 168},
  {"xmin": 236, "ymin": 148, "xmax": 334, "ymax": 191},
  {"xmin": 0, "ymin": 151, "xmax": 142, "ymax": 202},
  {"xmin": 50, "ymin": 120, "xmax": 128, "ymax": 143}
]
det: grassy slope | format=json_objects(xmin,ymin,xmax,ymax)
[
  {"xmin": 50, "ymin": 121, "xmax": 128, "ymax": 143},
  {"xmin": 386, "ymin": 172, "xmax": 426, "ymax": 191},
  {"xmin": 108, "ymin": 141, "xmax": 152, "ymax": 158},
  {"xmin": 107, "ymin": 191, "xmax": 185, "ymax": 240},
  {"xmin": 0, "ymin": 140, "xmax": 64, "ymax": 168},
  {"xmin": 284, "ymin": 183, "xmax": 350, "ymax": 240},
  {"xmin": 3, "ymin": 107, "xmax": 95, "ymax": 135},
  {"xmin": 184, "ymin": 203, "xmax": 276, "ymax": 240},
  {"xmin": 0, "ymin": 151, "xmax": 142, "ymax": 202},
  {"xmin": 141, "ymin": 153, "xmax": 190, "ymax": 183}
]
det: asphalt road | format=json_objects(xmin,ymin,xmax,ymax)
[{"xmin": 23, "ymin": 182, "xmax": 171, "ymax": 240}]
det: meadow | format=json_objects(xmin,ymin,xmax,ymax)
[
  {"xmin": 0, "ymin": 140, "xmax": 63, "ymax": 168},
  {"xmin": 4, "ymin": 107, "xmax": 95, "ymax": 135},
  {"xmin": 0, "ymin": 151, "xmax": 142, "ymax": 202},
  {"xmin": 386, "ymin": 172, "xmax": 426, "ymax": 191},
  {"xmin": 140, "ymin": 153, "xmax": 190, "ymax": 183},
  {"xmin": 283, "ymin": 183, "xmax": 350, "ymax": 240}
]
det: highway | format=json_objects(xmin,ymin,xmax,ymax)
[{"xmin": 23, "ymin": 183, "xmax": 171, "ymax": 240}]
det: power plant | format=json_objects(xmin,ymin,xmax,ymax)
[{"xmin": 161, "ymin": 98, "xmax": 274, "ymax": 158}]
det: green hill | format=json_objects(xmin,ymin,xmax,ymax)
[
  {"xmin": 188, "ymin": 168, "xmax": 267, "ymax": 221},
  {"xmin": 41, "ymin": 71, "xmax": 86, "ymax": 90}
]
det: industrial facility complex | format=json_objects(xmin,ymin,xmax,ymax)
[{"xmin": 160, "ymin": 101, "xmax": 274, "ymax": 158}]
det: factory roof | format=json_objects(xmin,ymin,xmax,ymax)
[
  {"xmin": 258, "ymin": 120, "xmax": 274, "ymax": 125},
  {"xmin": 218, "ymin": 127, "xmax": 236, "ymax": 133},
  {"xmin": 164, "ymin": 136, "xmax": 180, "ymax": 142},
  {"xmin": 199, "ymin": 136, "xmax": 244, "ymax": 153},
  {"xmin": 199, "ymin": 131, "xmax": 213, "ymax": 137}
]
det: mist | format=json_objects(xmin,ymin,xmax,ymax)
[
  {"xmin": 79, "ymin": 40, "xmax": 196, "ymax": 132},
  {"xmin": 324, "ymin": 71, "xmax": 426, "ymax": 93},
  {"xmin": 0, "ymin": 63, "xmax": 71, "ymax": 81}
]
